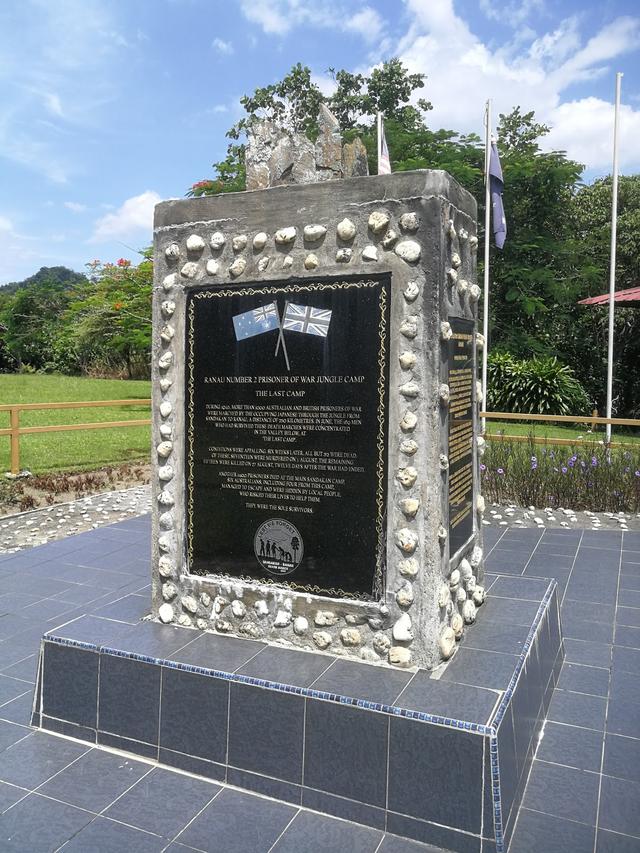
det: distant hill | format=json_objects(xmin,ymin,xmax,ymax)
[{"xmin": 0, "ymin": 266, "xmax": 87, "ymax": 296}]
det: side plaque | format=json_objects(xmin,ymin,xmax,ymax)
[
  {"xmin": 447, "ymin": 316, "xmax": 475, "ymax": 556},
  {"xmin": 186, "ymin": 276, "xmax": 390, "ymax": 599}
]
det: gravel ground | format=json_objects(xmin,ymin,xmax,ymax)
[
  {"xmin": 483, "ymin": 502, "xmax": 640, "ymax": 532},
  {"xmin": 0, "ymin": 485, "xmax": 151, "ymax": 554},
  {"xmin": 0, "ymin": 484, "xmax": 638, "ymax": 554}
]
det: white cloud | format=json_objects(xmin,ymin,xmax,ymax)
[
  {"xmin": 391, "ymin": 0, "xmax": 640, "ymax": 172},
  {"xmin": 212, "ymin": 37, "xmax": 234, "ymax": 55},
  {"xmin": 91, "ymin": 191, "xmax": 161, "ymax": 243},
  {"xmin": 238, "ymin": 0, "xmax": 384, "ymax": 40},
  {"xmin": 64, "ymin": 201, "xmax": 86, "ymax": 213}
]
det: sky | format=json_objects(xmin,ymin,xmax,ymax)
[{"xmin": 0, "ymin": 0, "xmax": 638, "ymax": 285}]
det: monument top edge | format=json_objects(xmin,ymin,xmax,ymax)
[{"xmin": 154, "ymin": 169, "xmax": 477, "ymax": 230}]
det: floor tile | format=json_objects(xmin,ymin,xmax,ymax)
[
  {"xmin": 441, "ymin": 647, "xmax": 519, "ymax": 691},
  {"xmin": 172, "ymin": 631, "xmax": 265, "ymax": 673},
  {"xmin": 596, "ymin": 828, "xmax": 640, "ymax": 852},
  {"xmin": 0, "ymin": 731, "xmax": 89, "ymax": 789},
  {"xmin": 548, "ymin": 689, "xmax": 607, "ymax": 730},
  {"xmin": 522, "ymin": 760, "xmax": 599, "ymax": 825},
  {"xmin": 603, "ymin": 734, "xmax": 640, "ymax": 783},
  {"xmin": 0, "ymin": 675, "xmax": 31, "ymax": 707},
  {"xmin": 0, "ymin": 781, "xmax": 28, "ymax": 814},
  {"xmin": 310, "ymin": 659, "xmax": 412, "ymax": 705},
  {"xmin": 599, "ymin": 775, "xmax": 640, "ymax": 838},
  {"xmin": 378, "ymin": 836, "xmax": 446, "ymax": 853},
  {"xmin": 237, "ymin": 645, "xmax": 334, "ymax": 687},
  {"xmin": 614, "ymin": 626, "xmax": 640, "ymax": 649},
  {"xmin": 395, "ymin": 673, "xmax": 499, "ymax": 724},
  {"xmin": 563, "ymin": 639, "xmax": 612, "ymax": 668},
  {"xmin": 0, "ymin": 792, "xmax": 94, "ymax": 853},
  {"xmin": 537, "ymin": 722, "xmax": 604, "ymax": 772},
  {"xmin": 37, "ymin": 747, "xmax": 150, "ymax": 812},
  {"xmin": 0, "ymin": 720, "xmax": 31, "ymax": 754},
  {"xmin": 104, "ymin": 767, "xmax": 220, "ymax": 838},
  {"xmin": 176, "ymin": 787, "xmax": 296, "ymax": 853},
  {"xmin": 504, "ymin": 809, "xmax": 595, "ymax": 853},
  {"xmin": 58, "ymin": 816, "xmax": 166, "ymax": 852},
  {"xmin": 611, "ymin": 645, "xmax": 640, "ymax": 675},
  {"xmin": 271, "ymin": 809, "xmax": 382, "ymax": 852},
  {"xmin": 557, "ymin": 663, "xmax": 610, "ymax": 697}
]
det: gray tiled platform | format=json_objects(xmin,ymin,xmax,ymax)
[{"xmin": 0, "ymin": 517, "xmax": 638, "ymax": 851}]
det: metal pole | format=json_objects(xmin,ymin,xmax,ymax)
[
  {"xmin": 605, "ymin": 73, "xmax": 622, "ymax": 445},
  {"xmin": 377, "ymin": 111, "xmax": 382, "ymax": 174},
  {"xmin": 481, "ymin": 100, "xmax": 491, "ymax": 434}
]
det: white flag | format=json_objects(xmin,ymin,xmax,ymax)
[{"xmin": 378, "ymin": 112, "xmax": 391, "ymax": 175}]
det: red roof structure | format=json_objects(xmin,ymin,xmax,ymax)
[{"xmin": 578, "ymin": 285, "xmax": 640, "ymax": 306}]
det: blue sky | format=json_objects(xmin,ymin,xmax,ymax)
[{"xmin": 0, "ymin": 0, "xmax": 638, "ymax": 284}]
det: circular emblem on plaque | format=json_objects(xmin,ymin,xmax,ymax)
[{"xmin": 254, "ymin": 518, "xmax": 304, "ymax": 576}]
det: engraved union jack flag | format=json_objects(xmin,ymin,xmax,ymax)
[{"xmin": 282, "ymin": 303, "xmax": 332, "ymax": 337}]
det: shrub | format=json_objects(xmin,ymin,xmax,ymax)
[
  {"xmin": 482, "ymin": 437, "xmax": 640, "ymax": 512},
  {"xmin": 487, "ymin": 352, "xmax": 590, "ymax": 416}
]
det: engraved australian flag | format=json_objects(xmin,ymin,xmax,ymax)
[
  {"xmin": 283, "ymin": 303, "xmax": 332, "ymax": 337},
  {"xmin": 233, "ymin": 302, "xmax": 279, "ymax": 340}
]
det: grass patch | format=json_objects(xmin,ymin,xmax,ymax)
[{"xmin": 0, "ymin": 374, "xmax": 151, "ymax": 474}]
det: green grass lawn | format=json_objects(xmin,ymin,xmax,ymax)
[
  {"xmin": 0, "ymin": 375, "xmax": 151, "ymax": 473},
  {"xmin": 486, "ymin": 419, "xmax": 640, "ymax": 445}
]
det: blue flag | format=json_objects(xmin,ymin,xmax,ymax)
[
  {"xmin": 233, "ymin": 302, "xmax": 279, "ymax": 340},
  {"xmin": 489, "ymin": 141, "xmax": 506, "ymax": 249}
]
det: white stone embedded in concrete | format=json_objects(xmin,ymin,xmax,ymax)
[
  {"xmin": 229, "ymin": 257, "xmax": 246, "ymax": 277},
  {"xmin": 399, "ymin": 438, "xmax": 418, "ymax": 455},
  {"xmin": 382, "ymin": 229, "xmax": 399, "ymax": 249},
  {"xmin": 210, "ymin": 232, "xmax": 225, "ymax": 250},
  {"xmin": 180, "ymin": 262, "xmax": 199, "ymax": 279},
  {"xmin": 186, "ymin": 234, "xmax": 205, "ymax": 252},
  {"xmin": 400, "ymin": 212, "xmax": 420, "ymax": 232},
  {"xmin": 399, "ymin": 351, "xmax": 417, "ymax": 370},
  {"xmin": 395, "ymin": 240, "xmax": 421, "ymax": 263},
  {"xmin": 163, "ymin": 273, "xmax": 177, "ymax": 291},
  {"xmin": 165, "ymin": 243, "xmax": 180, "ymax": 260},
  {"xmin": 399, "ymin": 557, "xmax": 419, "ymax": 577},
  {"xmin": 293, "ymin": 616, "xmax": 309, "ymax": 635},
  {"xmin": 274, "ymin": 226, "xmax": 297, "ymax": 245},
  {"xmin": 340, "ymin": 627, "xmax": 362, "ymax": 646},
  {"xmin": 157, "ymin": 441, "xmax": 173, "ymax": 458},
  {"xmin": 159, "ymin": 603, "xmax": 174, "ymax": 623},
  {"xmin": 252, "ymin": 232, "xmax": 268, "ymax": 250},
  {"xmin": 336, "ymin": 218, "xmax": 356, "ymax": 240},
  {"xmin": 400, "ymin": 317, "xmax": 418, "ymax": 339},
  {"xmin": 396, "ymin": 528, "xmax": 418, "ymax": 554},
  {"xmin": 206, "ymin": 259, "xmax": 220, "ymax": 276},
  {"xmin": 439, "ymin": 626, "xmax": 456, "ymax": 659},
  {"xmin": 303, "ymin": 224, "xmax": 327, "ymax": 242},
  {"xmin": 399, "ymin": 498, "xmax": 420, "ymax": 518},
  {"xmin": 404, "ymin": 280, "xmax": 420, "ymax": 302},
  {"xmin": 304, "ymin": 253, "xmax": 319, "ymax": 270},
  {"xmin": 362, "ymin": 245, "xmax": 378, "ymax": 262},
  {"xmin": 313, "ymin": 631, "xmax": 332, "ymax": 649},
  {"xmin": 315, "ymin": 610, "xmax": 338, "ymax": 627},
  {"xmin": 399, "ymin": 382, "xmax": 420, "ymax": 398},
  {"xmin": 336, "ymin": 248, "xmax": 352, "ymax": 263},
  {"xmin": 400, "ymin": 410, "xmax": 418, "ymax": 432},
  {"xmin": 388, "ymin": 646, "xmax": 412, "ymax": 667},
  {"xmin": 392, "ymin": 612, "xmax": 413, "ymax": 642},
  {"xmin": 233, "ymin": 234, "xmax": 248, "ymax": 251},
  {"xmin": 397, "ymin": 467, "xmax": 418, "ymax": 488},
  {"xmin": 368, "ymin": 211, "xmax": 390, "ymax": 234}
]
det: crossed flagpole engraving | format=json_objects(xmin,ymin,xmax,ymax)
[{"xmin": 232, "ymin": 300, "xmax": 332, "ymax": 371}]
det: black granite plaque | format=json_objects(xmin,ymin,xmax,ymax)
[
  {"xmin": 185, "ymin": 276, "xmax": 390, "ymax": 599},
  {"xmin": 447, "ymin": 317, "xmax": 475, "ymax": 556}
]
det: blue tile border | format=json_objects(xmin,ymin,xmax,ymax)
[{"xmin": 486, "ymin": 578, "xmax": 559, "ymax": 853}]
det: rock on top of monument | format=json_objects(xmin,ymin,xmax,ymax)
[{"xmin": 245, "ymin": 105, "xmax": 368, "ymax": 190}]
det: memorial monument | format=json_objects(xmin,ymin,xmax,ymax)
[
  {"xmin": 34, "ymin": 112, "xmax": 563, "ymax": 853},
  {"xmin": 150, "ymin": 114, "xmax": 486, "ymax": 670}
]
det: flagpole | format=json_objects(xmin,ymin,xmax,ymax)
[
  {"xmin": 605, "ymin": 73, "xmax": 622, "ymax": 445},
  {"xmin": 377, "ymin": 111, "xmax": 382, "ymax": 173},
  {"xmin": 274, "ymin": 301, "xmax": 291, "ymax": 372},
  {"xmin": 481, "ymin": 99, "xmax": 491, "ymax": 435}
]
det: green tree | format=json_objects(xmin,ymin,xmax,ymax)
[
  {"xmin": 187, "ymin": 59, "xmax": 430, "ymax": 197},
  {"xmin": 66, "ymin": 256, "xmax": 153, "ymax": 379}
]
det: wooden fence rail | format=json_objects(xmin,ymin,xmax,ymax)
[
  {"xmin": 2, "ymin": 400, "xmax": 639, "ymax": 476},
  {"xmin": 0, "ymin": 399, "xmax": 151, "ymax": 475},
  {"xmin": 481, "ymin": 410, "xmax": 640, "ymax": 447}
]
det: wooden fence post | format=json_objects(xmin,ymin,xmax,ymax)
[
  {"xmin": 9, "ymin": 407, "xmax": 20, "ymax": 475},
  {"xmin": 591, "ymin": 408, "xmax": 598, "ymax": 433}
]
